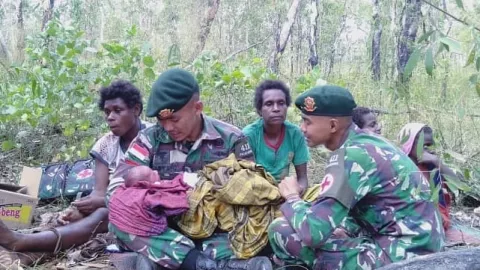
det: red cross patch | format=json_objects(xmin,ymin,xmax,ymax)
[
  {"xmin": 319, "ymin": 174, "xmax": 334, "ymax": 195},
  {"xmin": 77, "ymin": 169, "xmax": 93, "ymax": 180}
]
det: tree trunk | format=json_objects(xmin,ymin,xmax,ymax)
[
  {"xmin": 15, "ymin": 0, "xmax": 25, "ymax": 63},
  {"xmin": 308, "ymin": 0, "xmax": 319, "ymax": 69},
  {"xmin": 41, "ymin": 0, "xmax": 55, "ymax": 31},
  {"xmin": 396, "ymin": 0, "xmax": 422, "ymax": 84},
  {"xmin": 268, "ymin": 0, "xmax": 301, "ymax": 73},
  {"xmin": 371, "ymin": 0, "xmax": 382, "ymax": 81},
  {"xmin": 389, "ymin": 0, "xmax": 399, "ymax": 80},
  {"xmin": 326, "ymin": 3, "xmax": 347, "ymax": 78},
  {"xmin": 195, "ymin": 0, "xmax": 221, "ymax": 57},
  {"xmin": 0, "ymin": 32, "xmax": 11, "ymax": 62}
]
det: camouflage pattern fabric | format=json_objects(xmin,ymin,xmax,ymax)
[
  {"xmin": 109, "ymin": 223, "xmax": 195, "ymax": 269},
  {"xmin": 268, "ymin": 126, "xmax": 444, "ymax": 269},
  {"xmin": 107, "ymin": 115, "xmax": 255, "ymax": 268},
  {"xmin": 38, "ymin": 160, "xmax": 96, "ymax": 200},
  {"xmin": 38, "ymin": 162, "xmax": 69, "ymax": 200},
  {"xmin": 64, "ymin": 159, "xmax": 96, "ymax": 197}
]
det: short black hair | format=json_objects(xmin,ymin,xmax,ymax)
[
  {"xmin": 98, "ymin": 80, "xmax": 143, "ymax": 113},
  {"xmin": 254, "ymin": 80, "xmax": 292, "ymax": 112},
  {"xmin": 422, "ymin": 126, "xmax": 433, "ymax": 135},
  {"xmin": 352, "ymin": 106, "xmax": 372, "ymax": 128}
]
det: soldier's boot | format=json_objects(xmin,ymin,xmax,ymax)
[
  {"xmin": 215, "ymin": 256, "xmax": 272, "ymax": 270},
  {"xmin": 181, "ymin": 249, "xmax": 273, "ymax": 270}
]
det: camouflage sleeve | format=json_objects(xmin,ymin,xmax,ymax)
[
  {"xmin": 339, "ymin": 216, "xmax": 362, "ymax": 236},
  {"xmin": 280, "ymin": 197, "xmax": 349, "ymax": 248},
  {"xmin": 105, "ymin": 131, "xmax": 154, "ymax": 206},
  {"xmin": 231, "ymin": 135, "xmax": 255, "ymax": 162}
]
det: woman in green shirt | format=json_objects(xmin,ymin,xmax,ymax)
[{"xmin": 243, "ymin": 80, "xmax": 309, "ymax": 193}]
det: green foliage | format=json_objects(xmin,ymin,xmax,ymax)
[
  {"xmin": 0, "ymin": 20, "xmax": 155, "ymax": 162},
  {"xmin": 191, "ymin": 53, "xmax": 275, "ymax": 127}
]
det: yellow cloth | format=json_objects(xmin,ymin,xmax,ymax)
[
  {"xmin": 177, "ymin": 153, "xmax": 322, "ymax": 258},
  {"xmin": 177, "ymin": 154, "xmax": 282, "ymax": 258}
]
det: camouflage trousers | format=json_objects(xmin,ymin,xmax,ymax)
[
  {"xmin": 268, "ymin": 217, "xmax": 390, "ymax": 270},
  {"xmin": 109, "ymin": 224, "xmax": 235, "ymax": 269}
]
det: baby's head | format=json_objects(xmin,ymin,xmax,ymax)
[{"xmin": 125, "ymin": 166, "xmax": 160, "ymax": 187}]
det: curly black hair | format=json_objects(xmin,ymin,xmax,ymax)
[
  {"xmin": 254, "ymin": 80, "xmax": 292, "ymax": 112},
  {"xmin": 98, "ymin": 80, "xmax": 143, "ymax": 113},
  {"xmin": 352, "ymin": 107, "xmax": 372, "ymax": 128}
]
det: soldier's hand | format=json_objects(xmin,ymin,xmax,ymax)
[{"xmin": 279, "ymin": 176, "xmax": 300, "ymax": 199}]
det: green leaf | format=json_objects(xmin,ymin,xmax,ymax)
[
  {"xmin": 1, "ymin": 140, "xmax": 15, "ymax": 151},
  {"xmin": 416, "ymin": 130, "xmax": 424, "ymax": 161},
  {"xmin": 46, "ymin": 26, "xmax": 57, "ymax": 36},
  {"xmin": 63, "ymin": 126, "xmax": 75, "ymax": 137},
  {"xmin": 417, "ymin": 30, "xmax": 435, "ymax": 43},
  {"xmin": 444, "ymin": 150, "xmax": 467, "ymax": 163},
  {"xmin": 455, "ymin": 0, "xmax": 464, "ymax": 9},
  {"xmin": 73, "ymin": 103, "xmax": 83, "ymax": 109},
  {"xmin": 465, "ymin": 45, "xmax": 476, "ymax": 67},
  {"xmin": 443, "ymin": 173, "xmax": 471, "ymax": 192},
  {"xmin": 65, "ymin": 60, "xmax": 76, "ymax": 68},
  {"xmin": 439, "ymin": 37, "xmax": 462, "ymax": 54},
  {"xmin": 231, "ymin": 70, "xmax": 244, "ymax": 80},
  {"xmin": 144, "ymin": 68, "xmax": 155, "ymax": 81},
  {"xmin": 470, "ymin": 74, "xmax": 478, "ymax": 84},
  {"xmin": 476, "ymin": 82, "xmax": 480, "ymax": 97},
  {"xmin": 425, "ymin": 47, "xmax": 434, "ymax": 76},
  {"xmin": 222, "ymin": 74, "xmax": 232, "ymax": 83},
  {"xmin": 57, "ymin": 44, "xmax": 66, "ymax": 55},
  {"xmin": 143, "ymin": 56, "xmax": 154, "ymax": 67},
  {"xmin": 476, "ymin": 57, "xmax": 480, "ymax": 71},
  {"xmin": 430, "ymin": 182, "xmax": 442, "ymax": 204},
  {"xmin": 403, "ymin": 48, "xmax": 423, "ymax": 80}
]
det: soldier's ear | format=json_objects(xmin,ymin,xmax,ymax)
[
  {"xmin": 330, "ymin": 118, "xmax": 339, "ymax": 133},
  {"xmin": 194, "ymin": 101, "xmax": 203, "ymax": 115}
]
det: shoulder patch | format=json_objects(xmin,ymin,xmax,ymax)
[
  {"xmin": 318, "ymin": 148, "xmax": 356, "ymax": 209},
  {"xmin": 234, "ymin": 136, "xmax": 254, "ymax": 161}
]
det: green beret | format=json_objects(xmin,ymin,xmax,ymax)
[
  {"xmin": 146, "ymin": 68, "xmax": 199, "ymax": 118},
  {"xmin": 295, "ymin": 85, "xmax": 357, "ymax": 116}
]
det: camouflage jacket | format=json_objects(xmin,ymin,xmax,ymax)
[
  {"xmin": 281, "ymin": 125, "xmax": 444, "ymax": 263},
  {"xmin": 106, "ymin": 115, "xmax": 254, "ymax": 204}
]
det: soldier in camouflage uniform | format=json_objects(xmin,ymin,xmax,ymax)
[
  {"xmin": 107, "ymin": 68, "xmax": 272, "ymax": 270},
  {"xmin": 268, "ymin": 85, "xmax": 444, "ymax": 270}
]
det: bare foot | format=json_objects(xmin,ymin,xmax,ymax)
[{"xmin": 0, "ymin": 219, "xmax": 24, "ymax": 250}]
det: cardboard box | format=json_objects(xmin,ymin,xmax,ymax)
[{"xmin": 0, "ymin": 166, "xmax": 41, "ymax": 229}]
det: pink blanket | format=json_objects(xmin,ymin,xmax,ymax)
[{"xmin": 109, "ymin": 174, "xmax": 189, "ymax": 236}]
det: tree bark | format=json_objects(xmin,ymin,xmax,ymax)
[
  {"xmin": 41, "ymin": 0, "xmax": 55, "ymax": 31},
  {"xmin": 307, "ymin": 0, "xmax": 319, "ymax": 69},
  {"xmin": 15, "ymin": 0, "xmax": 25, "ymax": 63},
  {"xmin": 0, "ymin": 32, "xmax": 11, "ymax": 62},
  {"xmin": 268, "ymin": 0, "xmax": 301, "ymax": 73},
  {"xmin": 371, "ymin": 0, "xmax": 382, "ymax": 81},
  {"xmin": 195, "ymin": 0, "xmax": 221, "ymax": 57},
  {"xmin": 396, "ymin": 0, "xmax": 422, "ymax": 83}
]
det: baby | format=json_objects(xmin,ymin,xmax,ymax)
[{"xmin": 124, "ymin": 165, "xmax": 160, "ymax": 187}]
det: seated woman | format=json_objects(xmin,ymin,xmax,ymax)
[
  {"xmin": 0, "ymin": 80, "xmax": 150, "ymax": 264},
  {"xmin": 242, "ymin": 80, "xmax": 309, "ymax": 193},
  {"xmin": 398, "ymin": 123, "xmax": 480, "ymax": 244},
  {"xmin": 352, "ymin": 106, "xmax": 381, "ymax": 134}
]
